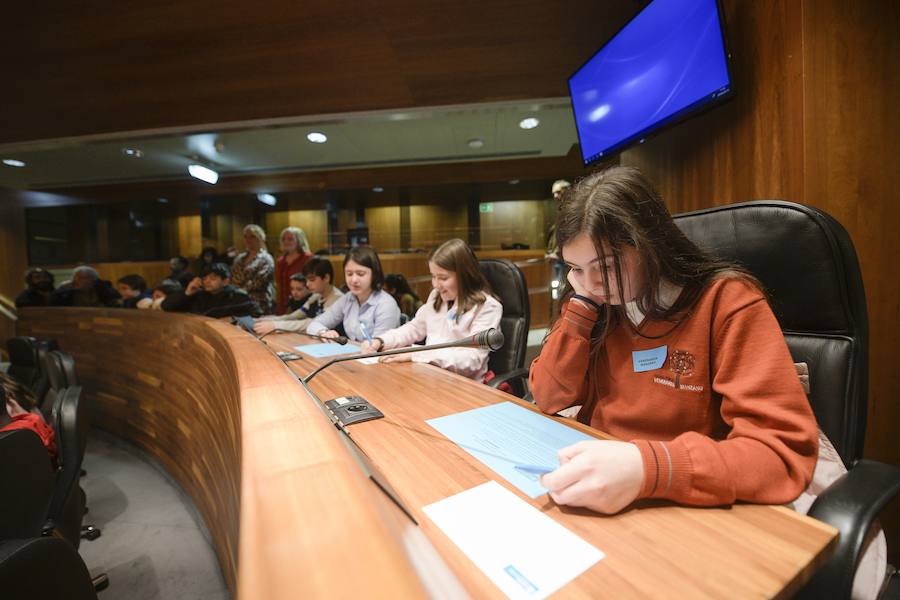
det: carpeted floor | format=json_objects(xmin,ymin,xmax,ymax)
[{"xmin": 78, "ymin": 432, "xmax": 229, "ymax": 600}]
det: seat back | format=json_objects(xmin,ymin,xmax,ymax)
[
  {"xmin": 5, "ymin": 337, "xmax": 41, "ymax": 389},
  {"xmin": 47, "ymin": 386, "xmax": 87, "ymax": 544},
  {"xmin": 0, "ymin": 430, "xmax": 55, "ymax": 539},
  {"xmin": 0, "ymin": 538, "xmax": 98, "ymax": 600},
  {"xmin": 39, "ymin": 351, "xmax": 68, "ymax": 421},
  {"xmin": 479, "ymin": 259, "xmax": 530, "ymax": 395},
  {"xmin": 673, "ymin": 201, "xmax": 868, "ymax": 466}
]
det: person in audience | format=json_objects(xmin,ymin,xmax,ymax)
[
  {"xmin": 545, "ymin": 178, "xmax": 571, "ymax": 260},
  {"xmin": 116, "ymin": 274, "xmax": 152, "ymax": 309},
  {"xmin": 306, "ymin": 246, "xmax": 400, "ymax": 342},
  {"xmin": 0, "ymin": 372, "xmax": 57, "ymax": 463},
  {"xmin": 274, "ymin": 226, "xmax": 313, "ymax": 315},
  {"xmin": 285, "ymin": 273, "xmax": 312, "ymax": 312},
  {"xmin": 15, "ymin": 267, "xmax": 55, "ymax": 308},
  {"xmin": 384, "ymin": 273, "xmax": 422, "ymax": 321},
  {"xmin": 253, "ymin": 257, "xmax": 343, "ymax": 335},
  {"xmin": 194, "ymin": 246, "xmax": 221, "ymax": 276},
  {"xmin": 162, "ymin": 263, "xmax": 261, "ymax": 317},
  {"xmin": 231, "ymin": 224, "xmax": 275, "ymax": 314},
  {"xmin": 362, "ymin": 239, "xmax": 502, "ymax": 381},
  {"xmin": 529, "ymin": 166, "xmax": 818, "ymax": 515},
  {"xmin": 51, "ymin": 265, "xmax": 121, "ymax": 307},
  {"xmin": 168, "ymin": 255, "xmax": 195, "ymax": 289},
  {"xmin": 143, "ymin": 279, "xmax": 181, "ymax": 310}
]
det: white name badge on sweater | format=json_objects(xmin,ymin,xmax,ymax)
[{"xmin": 633, "ymin": 345, "xmax": 667, "ymax": 372}]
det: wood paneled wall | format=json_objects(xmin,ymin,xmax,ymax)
[
  {"xmin": 620, "ymin": 0, "xmax": 900, "ymax": 560},
  {"xmin": 0, "ymin": 191, "xmax": 27, "ymax": 345},
  {"xmin": 479, "ymin": 199, "xmax": 552, "ymax": 251},
  {"xmin": 364, "ymin": 206, "xmax": 402, "ymax": 251},
  {"xmin": 408, "ymin": 204, "xmax": 469, "ymax": 249}
]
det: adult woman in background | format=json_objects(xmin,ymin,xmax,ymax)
[
  {"xmin": 274, "ymin": 226, "xmax": 313, "ymax": 314},
  {"xmin": 361, "ymin": 239, "xmax": 501, "ymax": 382},
  {"xmin": 230, "ymin": 224, "xmax": 275, "ymax": 314}
]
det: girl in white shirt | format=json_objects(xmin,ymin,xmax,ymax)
[{"xmin": 361, "ymin": 238, "xmax": 502, "ymax": 381}]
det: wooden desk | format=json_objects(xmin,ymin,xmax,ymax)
[
  {"xmin": 17, "ymin": 309, "xmax": 837, "ymax": 599},
  {"xmin": 270, "ymin": 333, "xmax": 838, "ymax": 600}
]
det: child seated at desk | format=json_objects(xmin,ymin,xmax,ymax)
[
  {"xmin": 0, "ymin": 372, "xmax": 57, "ymax": 463},
  {"xmin": 530, "ymin": 166, "xmax": 819, "ymax": 515},
  {"xmin": 306, "ymin": 246, "xmax": 400, "ymax": 342},
  {"xmin": 253, "ymin": 258, "xmax": 344, "ymax": 335},
  {"xmin": 360, "ymin": 239, "xmax": 501, "ymax": 382}
]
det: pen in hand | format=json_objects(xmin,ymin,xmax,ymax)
[{"xmin": 360, "ymin": 321, "xmax": 374, "ymax": 344}]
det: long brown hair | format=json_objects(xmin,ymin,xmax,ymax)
[
  {"xmin": 552, "ymin": 166, "xmax": 758, "ymax": 390},
  {"xmin": 0, "ymin": 372, "xmax": 38, "ymax": 414},
  {"xmin": 429, "ymin": 238, "xmax": 493, "ymax": 319}
]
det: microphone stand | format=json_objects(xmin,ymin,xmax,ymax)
[{"xmin": 303, "ymin": 329, "xmax": 503, "ymax": 383}]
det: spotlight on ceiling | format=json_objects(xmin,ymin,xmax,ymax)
[
  {"xmin": 508, "ymin": 179, "xmax": 520, "ymax": 185},
  {"xmin": 157, "ymin": 197, "xmax": 169, "ymax": 204},
  {"xmin": 122, "ymin": 147, "xmax": 144, "ymax": 158},
  {"xmin": 467, "ymin": 138, "xmax": 485, "ymax": 149},
  {"xmin": 2, "ymin": 159, "xmax": 26, "ymax": 167},
  {"xmin": 188, "ymin": 164, "xmax": 219, "ymax": 185},
  {"xmin": 307, "ymin": 132, "xmax": 328, "ymax": 144},
  {"xmin": 372, "ymin": 186, "xmax": 384, "ymax": 193},
  {"xmin": 257, "ymin": 193, "xmax": 277, "ymax": 207},
  {"xmin": 518, "ymin": 117, "xmax": 540, "ymax": 130}
]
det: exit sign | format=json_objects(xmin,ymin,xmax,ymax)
[{"xmin": 479, "ymin": 202, "xmax": 494, "ymax": 213}]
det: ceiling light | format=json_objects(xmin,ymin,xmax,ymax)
[
  {"xmin": 467, "ymin": 138, "xmax": 485, "ymax": 149},
  {"xmin": 188, "ymin": 164, "xmax": 219, "ymax": 184},
  {"xmin": 2, "ymin": 159, "xmax": 26, "ymax": 167},
  {"xmin": 518, "ymin": 117, "xmax": 540, "ymax": 130},
  {"xmin": 157, "ymin": 197, "xmax": 169, "ymax": 204},
  {"xmin": 508, "ymin": 179, "xmax": 520, "ymax": 185},
  {"xmin": 122, "ymin": 147, "xmax": 144, "ymax": 158},
  {"xmin": 372, "ymin": 186, "xmax": 384, "ymax": 193},
  {"xmin": 257, "ymin": 193, "xmax": 277, "ymax": 206},
  {"xmin": 307, "ymin": 132, "xmax": 328, "ymax": 144}
]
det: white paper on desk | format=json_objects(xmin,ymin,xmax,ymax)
[
  {"xmin": 356, "ymin": 356, "xmax": 381, "ymax": 365},
  {"xmin": 423, "ymin": 481, "xmax": 604, "ymax": 599}
]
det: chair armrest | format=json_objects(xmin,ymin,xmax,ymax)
[{"xmin": 797, "ymin": 459, "xmax": 900, "ymax": 600}]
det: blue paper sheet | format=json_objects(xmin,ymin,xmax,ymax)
[
  {"xmin": 294, "ymin": 342, "xmax": 361, "ymax": 358},
  {"xmin": 426, "ymin": 401, "xmax": 594, "ymax": 498}
]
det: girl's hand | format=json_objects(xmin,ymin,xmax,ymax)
[
  {"xmin": 379, "ymin": 354, "xmax": 412, "ymax": 364},
  {"xmin": 566, "ymin": 270, "xmax": 606, "ymax": 309},
  {"xmin": 540, "ymin": 440, "xmax": 644, "ymax": 514}
]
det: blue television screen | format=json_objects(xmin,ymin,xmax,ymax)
[{"xmin": 568, "ymin": 0, "xmax": 732, "ymax": 165}]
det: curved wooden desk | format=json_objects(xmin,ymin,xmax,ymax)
[{"xmin": 17, "ymin": 308, "xmax": 837, "ymax": 599}]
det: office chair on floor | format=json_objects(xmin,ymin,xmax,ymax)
[
  {"xmin": 673, "ymin": 200, "xmax": 900, "ymax": 600},
  {"xmin": 478, "ymin": 259, "xmax": 531, "ymax": 397}
]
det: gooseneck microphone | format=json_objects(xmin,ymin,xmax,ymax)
[
  {"xmin": 302, "ymin": 328, "xmax": 504, "ymax": 383},
  {"xmin": 256, "ymin": 328, "xmax": 348, "ymax": 344}
]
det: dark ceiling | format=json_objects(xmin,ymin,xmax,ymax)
[{"xmin": 3, "ymin": 1, "xmax": 643, "ymax": 144}]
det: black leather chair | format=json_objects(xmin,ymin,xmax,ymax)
[
  {"xmin": 0, "ymin": 538, "xmax": 98, "ymax": 600},
  {"xmin": 0, "ymin": 430, "xmax": 55, "ymax": 540},
  {"xmin": 478, "ymin": 259, "xmax": 531, "ymax": 397},
  {"xmin": 6, "ymin": 336, "xmax": 42, "ymax": 389},
  {"xmin": 673, "ymin": 200, "xmax": 900, "ymax": 599},
  {"xmin": 45, "ymin": 386, "xmax": 89, "ymax": 548}
]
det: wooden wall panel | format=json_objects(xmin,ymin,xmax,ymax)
[
  {"xmin": 621, "ymin": 0, "xmax": 900, "ymax": 561},
  {"xmin": 408, "ymin": 204, "xmax": 469, "ymax": 250},
  {"xmin": 364, "ymin": 206, "xmax": 402, "ymax": 251},
  {"xmin": 0, "ymin": 190, "xmax": 27, "ymax": 344},
  {"xmin": 478, "ymin": 199, "xmax": 551, "ymax": 251},
  {"xmin": 176, "ymin": 214, "xmax": 202, "ymax": 259}
]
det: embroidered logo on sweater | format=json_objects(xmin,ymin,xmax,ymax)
[{"xmin": 651, "ymin": 349, "xmax": 705, "ymax": 392}]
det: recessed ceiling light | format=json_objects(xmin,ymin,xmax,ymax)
[
  {"xmin": 467, "ymin": 138, "xmax": 485, "ymax": 149},
  {"xmin": 508, "ymin": 179, "xmax": 520, "ymax": 185},
  {"xmin": 372, "ymin": 186, "xmax": 384, "ymax": 193},
  {"xmin": 188, "ymin": 164, "xmax": 219, "ymax": 184},
  {"xmin": 157, "ymin": 197, "xmax": 169, "ymax": 204},
  {"xmin": 257, "ymin": 193, "xmax": 277, "ymax": 206},
  {"xmin": 2, "ymin": 159, "xmax": 26, "ymax": 168},
  {"xmin": 122, "ymin": 147, "xmax": 144, "ymax": 158},
  {"xmin": 307, "ymin": 132, "xmax": 328, "ymax": 144},
  {"xmin": 518, "ymin": 117, "xmax": 540, "ymax": 130}
]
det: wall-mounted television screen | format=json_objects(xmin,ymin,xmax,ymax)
[{"xmin": 568, "ymin": 0, "xmax": 733, "ymax": 165}]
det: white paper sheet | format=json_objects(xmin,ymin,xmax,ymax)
[{"xmin": 423, "ymin": 481, "xmax": 604, "ymax": 599}]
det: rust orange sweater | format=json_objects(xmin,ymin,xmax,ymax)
[{"xmin": 530, "ymin": 277, "xmax": 818, "ymax": 506}]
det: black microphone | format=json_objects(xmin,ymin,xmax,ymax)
[
  {"xmin": 301, "ymin": 331, "xmax": 349, "ymax": 345},
  {"xmin": 302, "ymin": 328, "xmax": 504, "ymax": 383}
]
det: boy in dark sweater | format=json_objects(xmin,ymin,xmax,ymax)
[{"xmin": 162, "ymin": 263, "xmax": 261, "ymax": 318}]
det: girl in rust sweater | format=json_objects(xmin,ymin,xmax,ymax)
[{"xmin": 530, "ymin": 167, "xmax": 818, "ymax": 514}]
